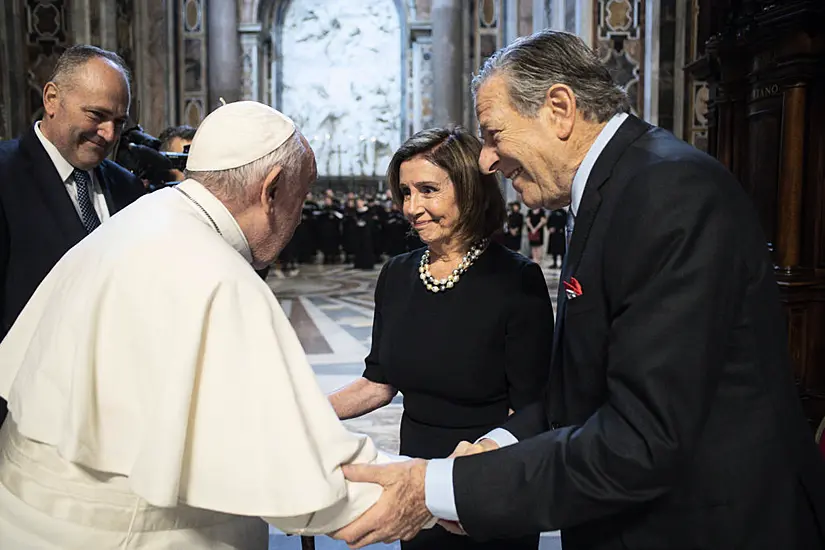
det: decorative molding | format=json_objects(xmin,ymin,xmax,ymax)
[
  {"xmin": 468, "ymin": 0, "xmax": 504, "ymax": 129},
  {"xmin": 178, "ymin": 0, "xmax": 207, "ymax": 127},
  {"xmin": 532, "ymin": 0, "xmax": 549, "ymax": 31},
  {"xmin": 239, "ymin": 31, "xmax": 260, "ymax": 101},
  {"xmin": 410, "ymin": 34, "xmax": 433, "ymax": 133},
  {"xmin": 412, "ymin": 0, "xmax": 432, "ymax": 20},
  {"xmin": 596, "ymin": 0, "xmax": 645, "ymax": 116},
  {"xmin": 115, "ymin": 0, "xmax": 136, "ymax": 118},
  {"xmin": 278, "ymin": 0, "xmax": 404, "ymax": 179},
  {"xmin": 133, "ymin": 0, "xmax": 172, "ymax": 136},
  {"xmin": 684, "ymin": 0, "xmax": 707, "ymax": 150},
  {"xmin": 24, "ymin": 0, "xmax": 71, "ymax": 124},
  {"xmin": 643, "ymin": 0, "xmax": 659, "ymax": 125},
  {"xmin": 673, "ymin": 0, "xmax": 686, "ymax": 139},
  {"xmin": 257, "ymin": 0, "xmax": 412, "ymax": 152}
]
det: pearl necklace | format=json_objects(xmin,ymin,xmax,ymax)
[{"xmin": 418, "ymin": 239, "xmax": 489, "ymax": 293}]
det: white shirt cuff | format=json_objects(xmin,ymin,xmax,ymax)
[
  {"xmin": 424, "ymin": 458, "xmax": 459, "ymax": 521},
  {"xmin": 476, "ymin": 427, "xmax": 519, "ymax": 448}
]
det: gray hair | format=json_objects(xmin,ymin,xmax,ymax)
[
  {"xmin": 184, "ymin": 131, "xmax": 306, "ymax": 207},
  {"xmin": 471, "ymin": 30, "xmax": 630, "ymax": 123},
  {"xmin": 49, "ymin": 44, "xmax": 132, "ymax": 92}
]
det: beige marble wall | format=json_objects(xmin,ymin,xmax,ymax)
[
  {"xmin": 518, "ymin": 0, "xmax": 534, "ymax": 37},
  {"xmin": 134, "ymin": 0, "xmax": 173, "ymax": 136},
  {"xmin": 238, "ymin": 0, "xmax": 260, "ymax": 25},
  {"xmin": 414, "ymin": 0, "xmax": 432, "ymax": 19}
]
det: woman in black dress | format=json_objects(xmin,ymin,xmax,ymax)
[
  {"xmin": 525, "ymin": 207, "xmax": 547, "ymax": 263},
  {"xmin": 352, "ymin": 198, "xmax": 376, "ymax": 269},
  {"xmin": 330, "ymin": 127, "xmax": 553, "ymax": 550},
  {"xmin": 505, "ymin": 201, "xmax": 524, "ymax": 252},
  {"xmin": 546, "ymin": 208, "xmax": 567, "ymax": 268}
]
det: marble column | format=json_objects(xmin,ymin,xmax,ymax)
[
  {"xmin": 239, "ymin": 24, "xmax": 262, "ymax": 102},
  {"xmin": 1, "ymin": 0, "xmax": 28, "ymax": 140},
  {"xmin": 207, "ymin": 0, "xmax": 241, "ymax": 110},
  {"xmin": 133, "ymin": 0, "xmax": 173, "ymax": 136},
  {"xmin": 70, "ymin": 0, "xmax": 117, "ymax": 52},
  {"xmin": 431, "ymin": 0, "xmax": 463, "ymax": 126},
  {"xmin": 776, "ymin": 84, "xmax": 807, "ymax": 270}
]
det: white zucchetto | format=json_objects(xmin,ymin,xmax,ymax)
[{"xmin": 185, "ymin": 101, "xmax": 296, "ymax": 171}]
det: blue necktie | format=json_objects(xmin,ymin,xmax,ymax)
[
  {"xmin": 72, "ymin": 169, "xmax": 101, "ymax": 233},
  {"xmin": 565, "ymin": 209, "xmax": 575, "ymax": 249}
]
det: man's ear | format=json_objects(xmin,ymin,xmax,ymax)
[
  {"xmin": 541, "ymin": 84, "xmax": 577, "ymax": 140},
  {"xmin": 42, "ymin": 82, "xmax": 59, "ymax": 119},
  {"xmin": 260, "ymin": 165, "xmax": 284, "ymax": 210}
]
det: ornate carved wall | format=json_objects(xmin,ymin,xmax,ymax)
[
  {"xmin": 0, "ymin": 0, "xmax": 180, "ymax": 140},
  {"xmin": 23, "ymin": 0, "xmax": 72, "ymax": 125},
  {"xmin": 689, "ymin": 0, "xmax": 825, "ymax": 430},
  {"xmin": 238, "ymin": 0, "xmax": 435, "ymax": 143},
  {"xmin": 248, "ymin": 0, "xmax": 433, "ymax": 185},
  {"xmin": 595, "ymin": 0, "xmax": 644, "ymax": 116},
  {"xmin": 280, "ymin": 0, "xmax": 403, "ymax": 178},
  {"xmin": 682, "ymin": 0, "xmax": 708, "ymax": 151},
  {"xmin": 132, "ymin": 0, "xmax": 173, "ymax": 137},
  {"xmin": 178, "ymin": 0, "xmax": 207, "ymax": 127},
  {"xmin": 0, "ymin": 0, "xmax": 28, "ymax": 140},
  {"xmin": 465, "ymin": 0, "xmax": 506, "ymax": 130},
  {"xmin": 410, "ymin": 27, "xmax": 434, "ymax": 134}
]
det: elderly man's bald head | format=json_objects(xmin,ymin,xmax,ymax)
[
  {"xmin": 179, "ymin": 100, "xmax": 316, "ymax": 267},
  {"xmin": 40, "ymin": 45, "xmax": 132, "ymax": 170},
  {"xmin": 49, "ymin": 45, "xmax": 131, "ymax": 93}
]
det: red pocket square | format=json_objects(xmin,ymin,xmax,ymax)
[{"xmin": 563, "ymin": 277, "xmax": 583, "ymax": 298}]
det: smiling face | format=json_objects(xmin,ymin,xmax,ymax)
[
  {"xmin": 476, "ymin": 73, "xmax": 573, "ymax": 210},
  {"xmin": 399, "ymin": 156, "xmax": 461, "ymax": 248},
  {"xmin": 40, "ymin": 57, "xmax": 131, "ymax": 171}
]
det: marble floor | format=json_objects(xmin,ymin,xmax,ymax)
[{"xmin": 266, "ymin": 257, "xmax": 562, "ymax": 550}]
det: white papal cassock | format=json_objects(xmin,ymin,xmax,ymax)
[{"xmin": 0, "ymin": 178, "xmax": 391, "ymax": 549}]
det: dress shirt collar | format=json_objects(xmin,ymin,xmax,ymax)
[
  {"xmin": 570, "ymin": 112, "xmax": 629, "ymax": 216},
  {"xmin": 175, "ymin": 178, "xmax": 254, "ymax": 264},
  {"xmin": 34, "ymin": 121, "xmax": 83, "ymax": 182}
]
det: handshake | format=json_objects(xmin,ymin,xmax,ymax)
[
  {"xmin": 332, "ymin": 437, "xmax": 500, "ymax": 548},
  {"xmin": 436, "ymin": 438, "xmax": 500, "ymax": 536}
]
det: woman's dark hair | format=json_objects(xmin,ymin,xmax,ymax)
[{"xmin": 386, "ymin": 126, "xmax": 506, "ymax": 244}]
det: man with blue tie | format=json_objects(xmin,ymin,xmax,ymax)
[
  {"xmin": 0, "ymin": 45, "xmax": 145, "ymax": 426},
  {"xmin": 334, "ymin": 30, "xmax": 825, "ymax": 550}
]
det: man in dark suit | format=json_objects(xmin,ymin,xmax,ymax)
[
  {"xmin": 334, "ymin": 30, "xmax": 825, "ymax": 549},
  {"xmin": 0, "ymin": 45, "xmax": 145, "ymax": 426}
]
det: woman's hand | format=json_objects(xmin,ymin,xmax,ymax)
[{"xmin": 448, "ymin": 438, "xmax": 499, "ymax": 459}]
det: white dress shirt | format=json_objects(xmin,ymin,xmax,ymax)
[
  {"xmin": 424, "ymin": 111, "xmax": 631, "ymax": 522},
  {"xmin": 33, "ymin": 122, "xmax": 111, "ymax": 223}
]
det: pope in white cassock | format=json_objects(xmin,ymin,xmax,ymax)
[{"xmin": 0, "ymin": 101, "xmax": 399, "ymax": 548}]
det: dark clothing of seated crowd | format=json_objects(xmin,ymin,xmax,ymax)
[{"xmin": 281, "ymin": 191, "xmax": 423, "ymax": 272}]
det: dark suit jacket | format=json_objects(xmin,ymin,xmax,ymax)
[
  {"xmin": 0, "ymin": 126, "xmax": 145, "ymax": 424},
  {"xmin": 453, "ymin": 116, "xmax": 825, "ymax": 549}
]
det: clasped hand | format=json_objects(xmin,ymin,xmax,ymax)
[{"xmin": 333, "ymin": 439, "xmax": 498, "ymax": 547}]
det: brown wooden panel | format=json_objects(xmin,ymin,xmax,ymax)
[
  {"xmin": 807, "ymin": 76, "xmax": 825, "ymax": 269},
  {"xmin": 786, "ymin": 305, "xmax": 809, "ymax": 383},
  {"xmin": 745, "ymin": 95, "xmax": 782, "ymax": 253},
  {"xmin": 690, "ymin": 0, "xmax": 825, "ymax": 431}
]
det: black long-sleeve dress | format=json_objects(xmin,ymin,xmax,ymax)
[{"xmin": 363, "ymin": 242, "xmax": 554, "ymax": 549}]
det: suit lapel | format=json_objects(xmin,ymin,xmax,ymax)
[
  {"xmin": 549, "ymin": 115, "xmax": 652, "ymax": 417},
  {"xmin": 562, "ymin": 115, "xmax": 651, "ymax": 280},
  {"xmin": 20, "ymin": 127, "xmax": 86, "ymax": 242},
  {"xmin": 562, "ymin": 189, "xmax": 602, "ymax": 283}
]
